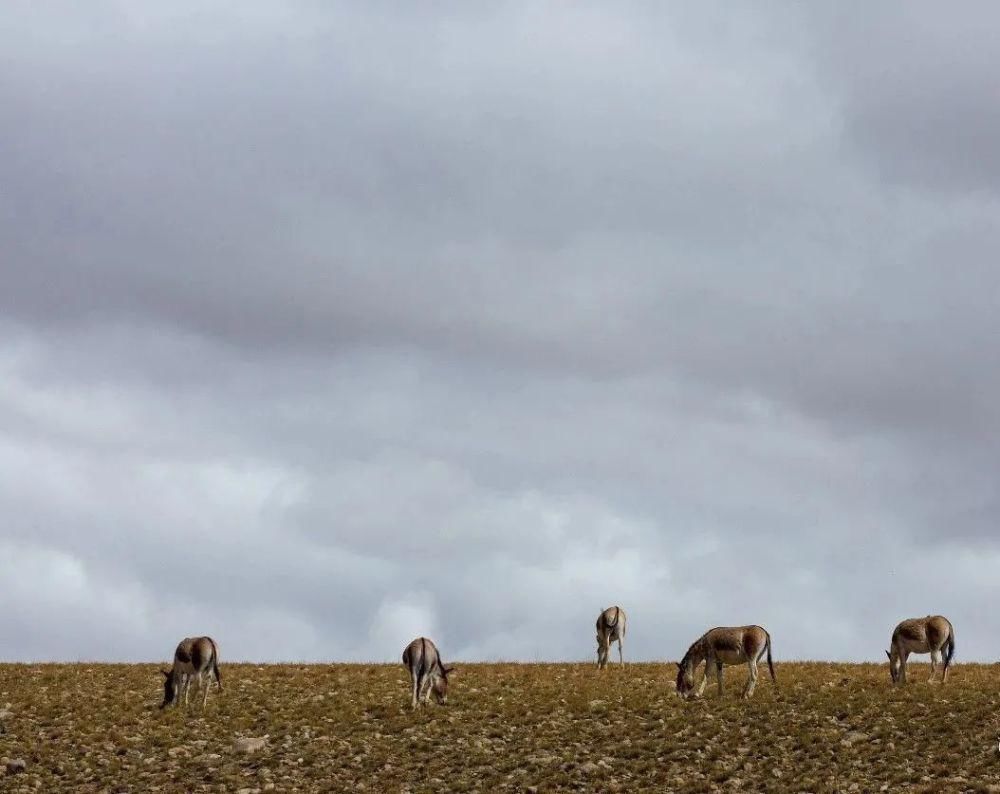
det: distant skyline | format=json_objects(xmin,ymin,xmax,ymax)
[{"xmin": 2, "ymin": 2, "xmax": 999, "ymax": 662}]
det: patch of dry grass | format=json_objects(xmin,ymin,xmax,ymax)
[{"xmin": 1, "ymin": 662, "xmax": 998, "ymax": 792}]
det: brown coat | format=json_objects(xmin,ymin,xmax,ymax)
[
  {"xmin": 402, "ymin": 637, "xmax": 454, "ymax": 708},
  {"xmin": 676, "ymin": 625, "xmax": 775, "ymax": 699},
  {"xmin": 595, "ymin": 606, "xmax": 627, "ymax": 670},
  {"xmin": 887, "ymin": 615, "xmax": 955, "ymax": 685}
]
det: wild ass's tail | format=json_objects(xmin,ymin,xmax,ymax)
[
  {"xmin": 765, "ymin": 632, "xmax": 777, "ymax": 684},
  {"xmin": 418, "ymin": 638, "xmax": 430, "ymax": 692},
  {"xmin": 944, "ymin": 626, "xmax": 956, "ymax": 669},
  {"xmin": 208, "ymin": 637, "xmax": 222, "ymax": 690}
]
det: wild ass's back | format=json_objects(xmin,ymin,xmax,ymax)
[
  {"xmin": 596, "ymin": 606, "xmax": 627, "ymax": 670},
  {"xmin": 402, "ymin": 637, "xmax": 455, "ymax": 709},
  {"xmin": 887, "ymin": 615, "xmax": 955, "ymax": 685},
  {"xmin": 676, "ymin": 625, "xmax": 775, "ymax": 700},
  {"xmin": 160, "ymin": 636, "xmax": 222, "ymax": 709}
]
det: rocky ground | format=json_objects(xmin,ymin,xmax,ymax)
[{"xmin": 0, "ymin": 661, "xmax": 998, "ymax": 792}]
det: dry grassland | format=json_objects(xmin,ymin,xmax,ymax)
[{"xmin": 1, "ymin": 661, "xmax": 999, "ymax": 792}]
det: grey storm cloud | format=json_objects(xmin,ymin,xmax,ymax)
[
  {"xmin": 2, "ymin": 2, "xmax": 999, "ymax": 664},
  {"xmin": 804, "ymin": 2, "xmax": 1000, "ymax": 194}
]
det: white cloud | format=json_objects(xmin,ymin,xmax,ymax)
[{"xmin": 367, "ymin": 593, "xmax": 440, "ymax": 663}]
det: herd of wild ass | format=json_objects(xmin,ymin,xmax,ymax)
[{"xmin": 159, "ymin": 612, "xmax": 957, "ymax": 710}]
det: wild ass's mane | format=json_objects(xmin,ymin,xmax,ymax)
[{"xmin": 679, "ymin": 634, "xmax": 707, "ymax": 669}]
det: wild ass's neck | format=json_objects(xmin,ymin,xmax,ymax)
[{"xmin": 682, "ymin": 638, "xmax": 709, "ymax": 670}]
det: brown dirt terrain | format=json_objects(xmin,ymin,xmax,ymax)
[{"xmin": 0, "ymin": 661, "xmax": 998, "ymax": 792}]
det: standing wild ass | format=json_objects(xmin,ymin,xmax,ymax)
[
  {"xmin": 887, "ymin": 615, "xmax": 955, "ymax": 685},
  {"xmin": 596, "ymin": 606, "xmax": 627, "ymax": 670},
  {"xmin": 676, "ymin": 625, "xmax": 775, "ymax": 700},
  {"xmin": 402, "ymin": 637, "xmax": 456, "ymax": 709},
  {"xmin": 160, "ymin": 636, "xmax": 222, "ymax": 709}
]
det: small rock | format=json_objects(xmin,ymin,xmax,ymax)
[
  {"xmin": 6, "ymin": 759, "xmax": 26, "ymax": 774},
  {"xmin": 840, "ymin": 730, "xmax": 870, "ymax": 746},
  {"xmin": 235, "ymin": 736, "xmax": 269, "ymax": 754},
  {"xmin": 579, "ymin": 761, "xmax": 599, "ymax": 774}
]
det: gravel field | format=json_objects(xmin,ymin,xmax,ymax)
[{"xmin": 0, "ymin": 662, "xmax": 998, "ymax": 792}]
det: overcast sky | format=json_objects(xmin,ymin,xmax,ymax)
[{"xmin": 2, "ymin": 2, "xmax": 999, "ymax": 663}]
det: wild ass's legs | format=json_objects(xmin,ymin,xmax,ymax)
[
  {"xmin": 410, "ymin": 672, "xmax": 420, "ymax": 709},
  {"xmin": 715, "ymin": 660, "xmax": 724, "ymax": 697},
  {"xmin": 618, "ymin": 635, "xmax": 625, "ymax": 669},
  {"xmin": 202, "ymin": 672, "xmax": 211, "ymax": 707},
  {"xmin": 744, "ymin": 657, "xmax": 759, "ymax": 699},
  {"xmin": 928, "ymin": 649, "xmax": 939, "ymax": 682},
  {"xmin": 696, "ymin": 660, "xmax": 710, "ymax": 697}
]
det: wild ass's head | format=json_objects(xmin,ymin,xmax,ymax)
[
  {"xmin": 159, "ymin": 669, "xmax": 177, "ymax": 709},
  {"xmin": 675, "ymin": 656, "xmax": 697, "ymax": 699},
  {"xmin": 431, "ymin": 665, "xmax": 457, "ymax": 704},
  {"xmin": 596, "ymin": 632, "xmax": 609, "ymax": 666},
  {"xmin": 886, "ymin": 649, "xmax": 902, "ymax": 683}
]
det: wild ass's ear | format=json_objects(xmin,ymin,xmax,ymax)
[
  {"xmin": 443, "ymin": 666, "xmax": 457, "ymax": 677},
  {"xmin": 676, "ymin": 662, "xmax": 682, "ymax": 670},
  {"xmin": 885, "ymin": 650, "xmax": 891, "ymax": 660}
]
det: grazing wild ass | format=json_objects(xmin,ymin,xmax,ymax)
[
  {"xmin": 160, "ymin": 636, "xmax": 222, "ymax": 709},
  {"xmin": 676, "ymin": 625, "xmax": 775, "ymax": 700},
  {"xmin": 596, "ymin": 606, "xmax": 627, "ymax": 670},
  {"xmin": 887, "ymin": 615, "xmax": 955, "ymax": 685},
  {"xmin": 402, "ymin": 637, "xmax": 456, "ymax": 709}
]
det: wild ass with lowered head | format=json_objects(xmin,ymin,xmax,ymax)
[
  {"xmin": 160, "ymin": 636, "xmax": 222, "ymax": 709},
  {"xmin": 676, "ymin": 625, "xmax": 775, "ymax": 700},
  {"xmin": 402, "ymin": 637, "xmax": 456, "ymax": 709},
  {"xmin": 887, "ymin": 615, "xmax": 955, "ymax": 685},
  {"xmin": 596, "ymin": 606, "xmax": 627, "ymax": 670}
]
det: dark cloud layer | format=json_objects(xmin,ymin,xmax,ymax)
[{"xmin": 2, "ymin": 2, "xmax": 999, "ymax": 663}]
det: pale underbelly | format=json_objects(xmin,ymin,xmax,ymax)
[{"xmin": 714, "ymin": 651, "xmax": 749, "ymax": 666}]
